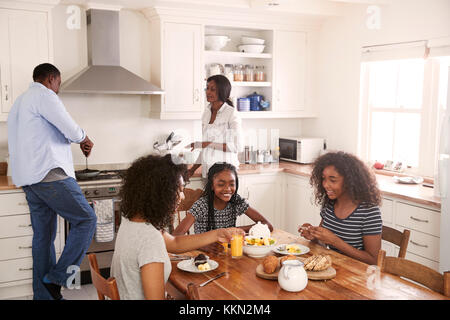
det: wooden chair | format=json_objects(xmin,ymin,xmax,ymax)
[
  {"xmin": 381, "ymin": 225, "xmax": 411, "ymax": 258},
  {"xmin": 186, "ymin": 282, "xmax": 200, "ymax": 300},
  {"xmin": 171, "ymin": 188, "xmax": 203, "ymax": 234},
  {"xmin": 87, "ymin": 253, "xmax": 120, "ymax": 300},
  {"xmin": 377, "ymin": 250, "xmax": 450, "ymax": 297}
]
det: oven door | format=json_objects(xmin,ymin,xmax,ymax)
[{"xmin": 65, "ymin": 197, "xmax": 121, "ymax": 273}]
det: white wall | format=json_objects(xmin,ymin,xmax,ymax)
[
  {"xmin": 0, "ymin": 4, "xmax": 301, "ymax": 166},
  {"xmin": 302, "ymin": 0, "xmax": 450, "ymax": 154}
]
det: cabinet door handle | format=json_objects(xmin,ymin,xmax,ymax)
[
  {"xmin": 18, "ymin": 202, "xmax": 28, "ymax": 206},
  {"xmin": 19, "ymin": 267, "xmax": 33, "ymax": 271},
  {"xmin": 18, "ymin": 224, "xmax": 32, "ymax": 228},
  {"xmin": 410, "ymin": 240, "xmax": 428, "ymax": 248},
  {"xmin": 4, "ymin": 85, "xmax": 8, "ymax": 101},
  {"xmin": 18, "ymin": 246, "xmax": 32, "ymax": 249},
  {"xmin": 410, "ymin": 216, "xmax": 429, "ymax": 223},
  {"xmin": 194, "ymin": 89, "xmax": 199, "ymax": 102}
]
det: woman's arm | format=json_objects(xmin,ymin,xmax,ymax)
[
  {"xmin": 163, "ymin": 227, "xmax": 244, "ymax": 254},
  {"xmin": 308, "ymin": 227, "xmax": 381, "ymax": 265},
  {"xmin": 140, "ymin": 262, "xmax": 166, "ymax": 300},
  {"xmin": 238, "ymin": 206, "xmax": 274, "ymax": 233},
  {"xmin": 172, "ymin": 212, "xmax": 195, "ymax": 235}
]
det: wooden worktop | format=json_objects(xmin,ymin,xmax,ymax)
[{"xmin": 0, "ymin": 161, "xmax": 441, "ymax": 209}]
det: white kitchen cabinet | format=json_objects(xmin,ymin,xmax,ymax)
[
  {"xmin": 0, "ymin": 8, "xmax": 51, "ymax": 121},
  {"xmin": 237, "ymin": 174, "xmax": 283, "ymax": 229},
  {"xmin": 283, "ymin": 174, "xmax": 321, "ymax": 235},
  {"xmin": 272, "ymin": 30, "xmax": 306, "ymax": 113},
  {"xmin": 149, "ymin": 19, "xmax": 203, "ymax": 119},
  {"xmin": 380, "ymin": 197, "xmax": 396, "ymax": 256},
  {"xmin": 0, "ymin": 190, "xmax": 64, "ymax": 300}
]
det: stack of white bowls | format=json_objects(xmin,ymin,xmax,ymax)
[
  {"xmin": 238, "ymin": 36, "xmax": 265, "ymax": 54},
  {"xmin": 205, "ymin": 35, "xmax": 231, "ymax": 51}
]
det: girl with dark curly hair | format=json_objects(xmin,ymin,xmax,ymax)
[
  {"xmin": 111, "ymin": 154, "xmax": 244, "ymax": 300},
  {"xmin": 299, "ymin": 151, "xmax": 382, "ymax": 265},
  {"xmin": 173, "ymin": 162, "xmax": 273, "ymax": 237}
]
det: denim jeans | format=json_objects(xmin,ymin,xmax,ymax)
[{"xmin": 23, "ymin": 177, "xmax": 96, "ymax": 300}]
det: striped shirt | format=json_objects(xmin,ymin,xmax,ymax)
[{"xmin": 320, "ymin": 201, "xmax": 382, "ymax": 252}]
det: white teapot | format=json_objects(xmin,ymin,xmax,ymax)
[{"xmin": 278, "ymin": 259, "xmax": 308, "ymax": 292}]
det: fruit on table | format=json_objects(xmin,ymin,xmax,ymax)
[{"xmin": 373, "ymin": 162, "xmax": 384, "ymax": 170}]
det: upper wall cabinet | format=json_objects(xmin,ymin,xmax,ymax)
[
  {"xmin": 148, "ymin": 19, "xmax": 203, "ymax": 119},
  {"xmin": 0, "ymin": 5, "xmax": 52, "ymax": 122},
  {"xmin": 143, "ymin": 7, "xmax": 320, "ymax": 120}
]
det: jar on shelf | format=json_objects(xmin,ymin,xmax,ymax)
[
  {"xmin": 244, "ymin": 64, "xmax": 254, "ymax": 82},
  {"xmin": 208, "ymin": 63, "xmax": 224, "ymax": 77},
  {"xmin": 224, "ymin": 64, "xmax": 234, "ymax": 82},
  {"xmin": 255, "ymin": 65, "xmax": 266, "ymax": 82},
  {"xmin": 234, "ymin": 64, "xmax": 244, "ymax": 82}
]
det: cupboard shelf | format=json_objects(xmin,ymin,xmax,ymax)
[
  {"xmin": 231, "ymin": 81, "xmax": 271, "ymax": 87},
  {"xmin": 204, "ymin": 50, "xmax": 272, "ymax": 59}
]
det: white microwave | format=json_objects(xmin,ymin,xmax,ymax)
[{"xmin": 279, "ymin": 137, "xmax": 325, "ymax": 164}]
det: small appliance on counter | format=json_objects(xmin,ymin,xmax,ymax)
[{"xmin": 279, "ymin": 137, "xmax": 325, "ymax": 164}]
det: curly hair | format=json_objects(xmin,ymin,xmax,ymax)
[
  {"xmin": 203, "ymin": 162, "xmax": 239, "ymax": 231},
  {"xmin": 119, "ymin": 154, "xmax": 188, "ymax": 230},
  {"xmin": 310, "ymin": 151, "xmax": 381, "ymax": 208}
]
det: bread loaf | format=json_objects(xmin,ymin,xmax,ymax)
[
  {"xmin": 262, "ymin": 255, "xmax": 279, "ymax": 274},
  {"xmin": 303, "ymin": 254, "xmax": 332, "ymax": 271}
]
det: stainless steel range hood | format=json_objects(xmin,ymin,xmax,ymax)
[{"xmin": 61, "ymin": 9, "xmax": 163, "ymax": 95}]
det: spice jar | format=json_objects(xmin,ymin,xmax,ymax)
[
  {"xmin": 255, "ymin": 65, "xmax": 266, "ymax": 82},
  {"xmin": 244, "ymin": 64, "xmax": 254, "ymax": 82},
  {"xmin": 224, "ymin": 64, "xmax": 234, "ymax": 82},
  {"xmin": 234, "ymin": 64, "xmax": 244, "ymax": 82}
]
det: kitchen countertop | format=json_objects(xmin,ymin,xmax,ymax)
[{"xmin": 0, "ymin": 162, "xmax": 441, "ymax": 209}]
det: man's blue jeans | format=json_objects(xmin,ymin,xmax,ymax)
[{"xmin": 23, "ymin": 177, "xmax": 96, "ymax": 300}]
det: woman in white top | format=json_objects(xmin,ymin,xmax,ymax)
[
  {"xmin": 187, "ymin": 75, "xmax": 243, "ymax": 179},
  {"xmin": 111, "ymin": 154, "xmax": 243, "ymax": 300}
]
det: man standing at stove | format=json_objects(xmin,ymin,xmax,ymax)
[{"xmin": 7, "ymin": 63, "xmax": 97, "ymax": 300}]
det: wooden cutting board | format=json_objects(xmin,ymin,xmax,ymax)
[{"xmin": 256, "ymin": 257, "xmax": 336, "ymax": 281}]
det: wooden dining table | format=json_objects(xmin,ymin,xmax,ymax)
[{"xmin": 168, "ymin": 229, "xmax": 448, "ymax": 300}]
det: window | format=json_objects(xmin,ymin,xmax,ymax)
[{"xmin": 359, "ymin": 55, "xmax": 450, "ymax": 177}]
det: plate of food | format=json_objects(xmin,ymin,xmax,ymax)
[
  {"xmin": 272, "ymin": 243, "xmax": 310, "ymax": 256},
  {"xmin": 176, "ymin": 253, "xmax": 218, "ymax": 273}
]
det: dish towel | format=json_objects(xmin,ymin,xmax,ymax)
[{"xmin": 93, "ymin": 199, "xmax": 114, "ymax": 242}]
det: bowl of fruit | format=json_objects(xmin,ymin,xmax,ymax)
[{"xmin": 243, "ymin": 236, "xmax": 277, "ymax": 258}]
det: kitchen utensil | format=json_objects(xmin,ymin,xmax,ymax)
[
  {"xmin": 240, "ymin": 36, "xmax": 265, "ymax": 45},
  {"xmin": 238, "ymin": 44, "xmax": 265, "ymax": 53},
  {"xmin": 199, "ymin": 272, "xmax": 227, "ymax": 287},
  {"xmin": 247, "ymin": 92, "xmax": 264, "ymax": 111},
  {"xmin": 278, "ymin": 259, "xmax": 308, "ymax": 292},
  {"xmin": 75, "ymin": 157, "xmax": 100, "ymax": 180},
  {"xmin": 205, "ymin": 35, "xmax": 230, "ymax": 51}
]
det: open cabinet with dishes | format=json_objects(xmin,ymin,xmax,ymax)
[{"xmin": 204, "ymin": 26, "xmax": 274, "ymax": 117}]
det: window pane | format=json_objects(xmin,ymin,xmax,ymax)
[
  {"xmin": 370, "ymin": 112, "xmax": 394, "ymax": 162},
  {"xmin": 397, "ymin": 59, "xmax": 424, "ymax": 110},
  {"xmin": 369, "ymin": 61, "xmax": 398, "ymax": 107},
  {"xmin": 393, "ymin": 113, "xmax": 421, "ymax": 167}
]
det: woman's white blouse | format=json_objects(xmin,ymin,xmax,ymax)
[{"xmin": 200, "ymin": 102, "xmax": 243, "ymax": 178}]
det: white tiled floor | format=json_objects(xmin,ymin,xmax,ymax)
[{"xmin": 61, "ymin": 284, "xmax": 98, "ymax": 300}]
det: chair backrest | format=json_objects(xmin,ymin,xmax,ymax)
[
  {"xmin": 377, "ymin": 250, "xmax": 450, "ymax": 297},
  {"xmin": 87, "ymin": 253, "xmax": 120, "ymax": 300},
  {"xmin": 186, "ymin": 282, "xmax": 200, "ymax": 300},
  {"xmin": 381, "ymin": 225, "xmax": 410, "ymax": 258},
  {"xmin": 171, "ymin": 188, "xmax": 203, "ymax": 234}
]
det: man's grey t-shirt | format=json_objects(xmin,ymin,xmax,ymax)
[{"xmin": 111, "ymin": 218, "xmax": 171, "ymax": 300}]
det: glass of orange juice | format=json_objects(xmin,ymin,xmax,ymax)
[{"xmin": 230, "ymin": 233, "xmax": 243, "ymax": 259}]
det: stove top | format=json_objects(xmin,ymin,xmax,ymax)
[{"xmin": 76, "ymin": 170, "xmax": 127, "ymax": 182}]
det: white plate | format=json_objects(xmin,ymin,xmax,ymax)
[
  {"xmin": 177, "ymin": 259, "xmax": 219, "ymax": 273},
  {"xmin": 393, "ymin": 176, "xmax": 424, "ymax": 184},
  {"xmin": 273, "ymin": 243, "xmax": 310, "ymax": 256}
]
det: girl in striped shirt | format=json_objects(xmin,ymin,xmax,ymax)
[{"xmin": 299, "ymin": 151, "xmax": 382, "ymax": 265}]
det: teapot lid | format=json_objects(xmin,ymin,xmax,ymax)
[{"xmin": 247, "ymin": 92, "xmax": 263, "ymax": 98}]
